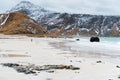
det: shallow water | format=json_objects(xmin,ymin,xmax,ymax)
[{"xmin": 66, "ymin": 37, "xmax": 120, "ymax": 58}]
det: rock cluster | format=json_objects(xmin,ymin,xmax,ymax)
[{"xmin": 1, "ymin": 63, "xmax": 80, "ymax": 75}]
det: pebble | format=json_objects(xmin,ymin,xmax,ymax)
[
  {"xmin": 96, "ymin": 61, "xmax": 102, "ymax": 63},
  {"xmin": 116, "ymin": 65, "xmax": 120, "ymax": 68}
]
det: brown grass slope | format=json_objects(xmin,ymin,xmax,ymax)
[{"xmin": 0, "ymin": 12, "xmax": 47, "ymax": 35}]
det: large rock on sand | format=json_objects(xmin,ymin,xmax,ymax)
[{"xmin": 90, "ymin": 37, "xmax": 100, "ymax": 42}]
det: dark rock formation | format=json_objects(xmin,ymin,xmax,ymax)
[
  {"xmin": 116, "ymin": 65, "xmax": 120, "ymax": 68},
  {"xmin": 118, "ymin": 75, "xmax": 120, "ymax": 79},
  {"xmin": 1, "ymin": 63, "xmax": 80, "ymax": 75},
  {"xmin": 2, "ymin": 63, "xmax": 19, "ymax": 67},
  {"xmin": 76, "ymin": 39, "xmax": 80, "ymax": 41},
  {"xmin": 90, "ymin": 37, "xmax": 100, "ymax": 42},
  {"xmin": 96, "ymin": 61, "xmax": 102, "ymax": 63}
]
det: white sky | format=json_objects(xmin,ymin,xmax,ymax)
[{"xmin": 0, "ymin": 0, "xmax": 120, "ymax": 15}]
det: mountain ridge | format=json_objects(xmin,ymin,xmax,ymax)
[{"xmin": 3, "ymin": 1, "xmax": 120, "ymax": 37}]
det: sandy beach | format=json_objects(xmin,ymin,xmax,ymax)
[{"xmin": 0, "ymin": 35, "xmax": 119, "ymax": 80}]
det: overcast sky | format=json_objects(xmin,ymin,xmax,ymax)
[{"xmin": 0, "ymin": 0, "xmax": 120, "ymax": 15}]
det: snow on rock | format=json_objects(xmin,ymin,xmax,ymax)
[
  {"xmin": 0, "ymin": 14, "xmax": 9, "ymax": 27},
  {"xmin": 0, "ymin": 15, "xmax": 3, "ymax": 19},
  {"xmin": 80, "ymin": 28, "xmax": 89, "ymax": 32},
  {"xmin": 1, "ymin": 14, "xmax": 9, "ymax": 26},
  {"xmin": 65, "ymin": 25, "xmax": 71, "ymax": 30},
  {"xmin": 95, "ymin": 29, "xmax": 99, "ymax": 35},
  {"xmin": 10, "ymin": 1, "xmax": 53, "ymax": 21}
]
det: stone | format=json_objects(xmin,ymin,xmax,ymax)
[
  {"xmin": 90, "ymin": 37, "xmax": 100, "ymax": 42},
  {"xmin": 16, "ymin": 67, "xmax": 36, "ymax": 74},
  {"xmin": 2, "ymin": 63, "xmax": 19, "ymax": 67},
  {"xmin": 96, "ymin": 61, "xmax": 102, "ymax": 63},
  {"xmin": 46, "ymin": 70, "xmax": 54, "ymax": 73},
  {"xmin": 118, "ymin": 75, "xmax": 120, "ymax": 79},
  {"xmin": 76, "ymin": 39, "xmax": 80, "ymax": 41},
  {"xmin": 116, "ymin": 65, "xmax": 120, "ymax": 68}
]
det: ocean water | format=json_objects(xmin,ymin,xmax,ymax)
[{"xmin": 66, "ymin": 37, "xmax": 120, "ymax": 58}]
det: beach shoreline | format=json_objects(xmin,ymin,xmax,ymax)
[{"xmin": 0, "ymin": 35, "xmax": 119, "ymax": 80}]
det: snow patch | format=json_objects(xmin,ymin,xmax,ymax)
[
  {"xmin": 0, "ymin": 14, "xmax": 9, "ymax": 27},
  {"xmin": 0, "ymin": 15, "xmax": 3, "ymax": 19},
  {"xmin": 80, "ymin": 28, "xmax": 89, "ymax": 32},
  {"xmin": 32, "ymin": 29, "xmax": 37, "ymax": 34},
  {"xmin": 65, "ymin": 25, "xmax": 71, "ymax": 30},
  {"xmin": 95, "ymin": 29, "xmax": 99, "ymax": 35}
]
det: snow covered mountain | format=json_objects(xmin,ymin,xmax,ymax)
[
  {"xmin": 10, "ymin": 1, "xmax": 52, "ymax": 21},
  {"xmin": 8, "ymin": 1, "xmax": 120, "ymax": 36}
]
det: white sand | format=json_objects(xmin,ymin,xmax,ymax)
[{"xmin": 0, "ymin": 35, "xmax": 119, "ymax": 80}]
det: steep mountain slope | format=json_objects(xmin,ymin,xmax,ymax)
[
  {"xmin": 0, "ymin": 12, "xmax": 47, "ymax": 35},
  {"xmin": 10, "ymin": 1, "xmax": 120, "ymax": 36},
  {"xmin": 10, "ymin": 1, "xmax": 52, "ymax": 21}
]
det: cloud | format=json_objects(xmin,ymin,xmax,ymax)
[
  {"xmin": 39, "ymin": 0, "xmax": 120, "ymax": 15},
  {"xmin": 0, "ymin": 0, "xmax": 15, "ymax": 13},
  {"xmin": 34, "ymin": 0, "xmax": 120, "ymax": 15},
  {"xmin": 0, "ymin": 0, "xmax": 120, "ymax": 15}
]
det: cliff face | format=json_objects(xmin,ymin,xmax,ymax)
[
  {"xmin": 39, "ymin": 13, "xmax": 120, "ymax": 36},
  {"xmin": 0, "ymin": 12, "xmax": 47, "ymax": 35}
]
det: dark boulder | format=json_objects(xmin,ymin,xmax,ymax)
[
  {"xmin": 96, "ymin": 61, "xmax": 102, "ymax": 63},
  {"xmin": 90, "ymin": 37, "xmax": 100, "ymax": 42},
  {"xmin": 76, "ymin": 39, "xmax": 80, "ymax": 41}
]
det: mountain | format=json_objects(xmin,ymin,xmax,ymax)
[
  {"xmin": 10, "ymin": 1, "xmax": 52, "ymax": 21},
  {"xmin": 9, "ymin": 1, "xmax": 120, "ymax": 36},
  {"xmin": 0, "ymin": 12, "xmax": 47, "ymax": 36}
]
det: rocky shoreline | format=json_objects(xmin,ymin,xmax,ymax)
[{"xmin": 1, "ymin": 63, "xmax": 80, "ymax": 75}]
